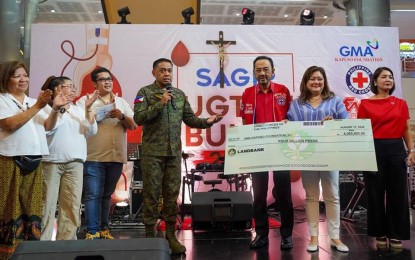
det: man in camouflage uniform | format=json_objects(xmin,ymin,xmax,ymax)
[{"xmin": 134, "ymin": 58, "xmax": 222, "ymax": 254}]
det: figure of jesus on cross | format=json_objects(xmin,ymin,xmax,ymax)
[
  {"xmin": 206, "ymin": 31, "xmax": 236, "ymax": 88},
  {"xmin": 210, "ymin": 41, "xmax": 232, "ymax": 69}
]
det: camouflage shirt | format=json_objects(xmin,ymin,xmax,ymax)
[{"xmin": 134, "ymin": 82, "xmax": 212, "ymax": 156}]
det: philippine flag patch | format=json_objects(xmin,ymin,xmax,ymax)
[{"xmin": 134, "ymin": 96, "xmax": 144, "ymax": 104}]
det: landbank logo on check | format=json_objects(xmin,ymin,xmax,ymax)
[
  {"xmin": 227, "ymin": 147, "xmax": 265, "ymax": 156},
  {"xmin": 280, "ymin": 130, "xmax": 317, "ymax": 160}
]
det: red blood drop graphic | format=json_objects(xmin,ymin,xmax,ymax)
[{"xmin": 171, "ymin": 41, "xmax": 190, "ymax": 67}]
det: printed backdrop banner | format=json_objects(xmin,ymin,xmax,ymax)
[{"xmin": 30, "ymin": 24, "xmax": 400, "ymax": 175}]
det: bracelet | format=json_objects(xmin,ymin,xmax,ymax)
[
  {"xmin": 87, "ymin": 109, "xmax": 92, "ymax": 112},
  {"xmin": 408, "ymin": 148, "xmax": 415, "ymax": 153}
]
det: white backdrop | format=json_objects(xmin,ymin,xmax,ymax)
[{"xmin": 30, "ymin": 24, "xmax": 401, "ymax": 206}]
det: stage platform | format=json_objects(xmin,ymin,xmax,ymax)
[{"xmin": 74, "ymin": 207, "xmax": 415, "ymax": 260}]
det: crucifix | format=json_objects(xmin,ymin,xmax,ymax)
[{"xmin": 206, "ymin": 31, "xmax": 236, "ymax": 88}]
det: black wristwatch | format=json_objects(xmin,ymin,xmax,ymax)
[{"xmin": 52, "ymin": 107, "xmax": 66, "ymax": 114}]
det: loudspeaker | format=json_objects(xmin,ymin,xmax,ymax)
[
  {"xmin": 191, "ymin": 191, "xmax": 253, "ymax": 230},
  {"xmin": 130, "ymin": 160, "xmax": 143, "ymax": 216},
  {"xmin": 10, "ymin": 238, "xmax": 170, "ymax": 260},
  {"xmin": 132, "ymin": 160, "xmax": 143, "ymax": 183},
  {"xmin": 130, "ymin": 186, "xmax": 143, "ymax": 216},
  {"xmin": 340, "ymin": 182, "xmax": 367, "ymax": 211}
]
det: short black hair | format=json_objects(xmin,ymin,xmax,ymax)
[
  {"xmin": 153, "ymin": 58, "xmax": 173, "ymax": 69},
  {"xmin": 91, "ymin": 67, "xmax": 111, "ymax": 82},
  {"xmin": 370, "ymin": 67, "xmax": 395, "ymax": 95},
  {"xmin": 253, "ymin": 56, "xmax": 274, "ymax": 70}
]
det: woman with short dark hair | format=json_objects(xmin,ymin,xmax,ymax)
[{"xmin": 357, "ymin": 67, "xmax": 413, "ymax": 250}]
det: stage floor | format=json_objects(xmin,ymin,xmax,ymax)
[{"xmin": 77, "ymin": 207, "xmax": 415, "ymax": 260}]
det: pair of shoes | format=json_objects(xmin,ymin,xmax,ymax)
[
  {"xmin": 85, "ymin": 231, "xmax": 100, "ymax": 240},
  {"xmin": 376, "ymin": 236, "xmax": 388, "ymax": 247},
  {"xmin": 100, "ymin": 227, "xmax": 114, "ymax": 239},
  {"xmin": 249, "ymin": 235, "xmax": 269, "ymax": 249},
  {"xmin": 307, "ymin": 243, "xmax": 318, "ymax": 252},
  {"xmin": 389, "ymin": 239, "xmax": 402, "ymax": 249},
  {"xmin": 280, "ymin": 236, "xmax": 293, "ymax": 250},
  {"xmin": 330, "ymin": 241, "xmax": 349, "ymax": 252}
]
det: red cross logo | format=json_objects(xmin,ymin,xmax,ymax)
[
  {"xmin": 345, "ymin": 65, "xmax": 372, "ymax": 95},
  {"xmin": 352, "ymin": 72, "xmax": 369, "ymax": 89}
]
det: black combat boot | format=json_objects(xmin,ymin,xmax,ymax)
[
  {"xmin": 165, "ymin": 222, "xmax": 186, "ymax": 254},
  {"xmin": 145, "ymin": 224, "xmax": 155, "ymax": 238}
]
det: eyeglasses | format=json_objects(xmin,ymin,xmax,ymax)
[
  {"xmin": 61, "ymin": 85, "xmax": 77, "ymax": 91},
  {"xmin": 96, "ymin": 77, "xmax": 113, "ymax": 83}
]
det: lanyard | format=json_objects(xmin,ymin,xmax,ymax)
[{"xmin": 10, "ymin": 97, "xmax": 29, "ymax": 111}]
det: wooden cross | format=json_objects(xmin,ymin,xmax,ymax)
[{"xmin": 206, "ymin": 31, "xmax": 236, "ymax": 88}]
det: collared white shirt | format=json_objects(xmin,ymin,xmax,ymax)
[
  {"xmin": 42, "ymin": 103, "xmax": 98, "ymax": 163},
  {"xmin": 0, "ymin": 93, "xmax": 49, "ymax": 156}
]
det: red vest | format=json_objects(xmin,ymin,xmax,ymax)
[{"xmin": 240, "ymin": 82, "xmax": 291, "ymax": 124}]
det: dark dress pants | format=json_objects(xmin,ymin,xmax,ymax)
[
  {"xmin": 252, "ymin": 170, "xmax": 294, "ymax": 237},
  {"xmin": 363, "ymin": 138, "xmax": 410, "ymax": 240}
]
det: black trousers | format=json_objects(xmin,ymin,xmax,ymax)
[
  {"xmin": 252, "ymin": 170, "xmax": 294, "ymax": 237},
  {"xmin": 363, "ymin": 138, "xmax": 410, "ymax": 240}
]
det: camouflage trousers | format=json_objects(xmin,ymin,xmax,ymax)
[{"xmin": 141, "ymin": 155, "xmax": 181, "ymax": 225}]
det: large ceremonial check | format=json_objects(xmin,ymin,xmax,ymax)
[{"xmin": 224, "ymin": 119, "xmax": 377, "ymax": 175}]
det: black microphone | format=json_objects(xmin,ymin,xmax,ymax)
[{"xmin": 165, "ymin": 83, "xmax": 177, "ymax": 110}]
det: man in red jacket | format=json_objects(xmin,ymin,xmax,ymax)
[{"xmin": 240, "ymin": 56, "xmax": 294, "ymax": 250}]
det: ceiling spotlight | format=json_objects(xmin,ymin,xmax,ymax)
[
  {"xmin": 300, "ymin": 9, "xmax": 315, "ymax": 25},
  {"xmin": 241, "ymin": 8, "xmax": 255, "ymax": 25},
  {"xmin": 182, "ymin": 7, "xmax": 194, "ymax": 24},
  {"xmin": 333, "ymin": 0, "xmax": 346, "ymax": 11},
  {"xmin": 117, "ymin": 6, "xmax": 131, "ymax": 24}
]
